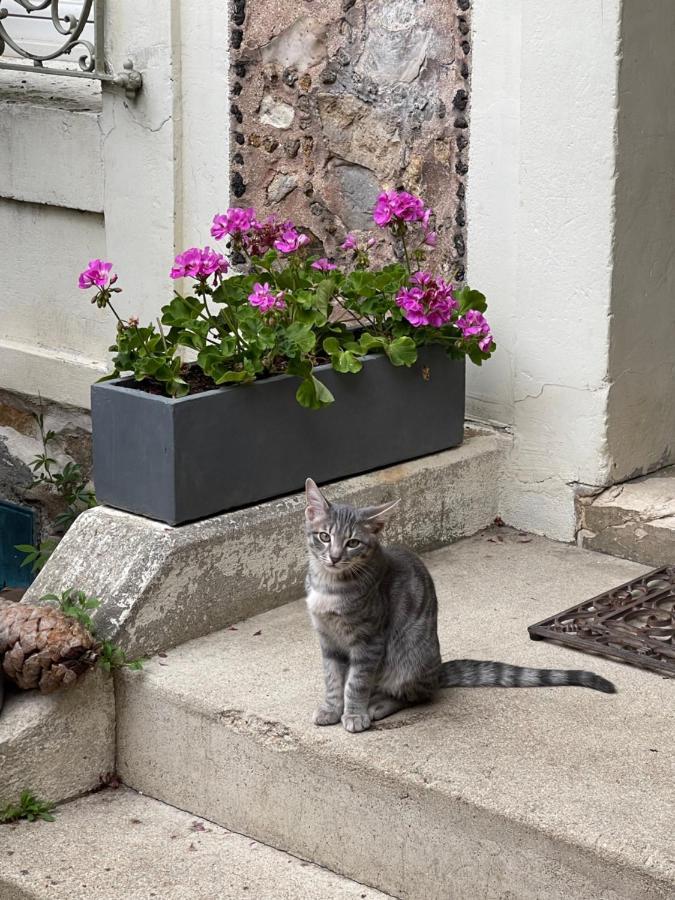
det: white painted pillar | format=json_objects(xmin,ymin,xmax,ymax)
[
  {"xmin": 101, "ymin": 0, "xmax": 229, "ymax": 327},
  {"xmin": 468, "ymin": 1, "xmax": 622, "ymax": 539},
  {"xmin": 607, "ymin": 0, "xmax": 675, "ymax": 481}
]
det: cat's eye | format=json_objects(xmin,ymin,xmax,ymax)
[
  {"xmin": 318, "ymin": 532, "xmax": 331, "ymax": 543},
  {"xmin": 346, "ymin": 539, "xmax": 361, "ymax": 549}
]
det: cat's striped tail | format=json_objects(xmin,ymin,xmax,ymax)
[{"xmin": 439, "ymin": 659, "xmax": 616, "ymax": 693}]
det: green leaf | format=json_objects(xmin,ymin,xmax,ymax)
[
  {"xmin": 322, "ymin": 336, "xmax": 341, "ymax": 356},
  {"xmin": 214, "ymin": 369, "xmax": 253, "ymax": 385},
  {"xmin": 296, "ymin": 376, "xmax": 335, "ymax": 409},
  {"xmin": 332, "ymin": 351, "xmax": 362, "ymax": 374},
  {"xmin": 285, "ymin": 323, "xmax": 316, "ymax": 354},
  {"xmin": 314, "ymin": 279, "xmax": 337, "ymax": 314},
  {"xmin": 161, "ymin": 295, "xmax": 203, "ymax": 328},
  {"xmin": 385, "ymin": 336, "xmax": 417, "ymax": 367},
  {"xmin": 286, "ymin": 358, "xmax": 312, "ymax": 379},
  {"xmin": 359, "ymin": 333, "xmax": 387, "ymax": 354},
  {"xmin": 456, "ymin": 286, "xmax": 487, "ymax": 314}
]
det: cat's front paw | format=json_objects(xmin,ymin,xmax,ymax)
[
  {"xmin": 313, "ymin": 705, "xmax": 342, "ymax": 726},
  {"xmin": 341, "ymin": 712, "xmax": 371, "ymax": 733}
]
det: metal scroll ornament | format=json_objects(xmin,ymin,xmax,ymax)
[
  {"xmin": 0, "ymin": 0, "xmax": 142, "ymax": 97},
  {"xmin": 529, "ymin": 566, "xmax": 675, "ymax": 677}
]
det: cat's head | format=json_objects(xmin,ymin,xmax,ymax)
[{"xmin": 304, "ymin": 478, "xmax": 399, "ymax": 572}]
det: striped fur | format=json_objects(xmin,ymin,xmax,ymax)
[
  {"xmin": 304, "ymin": 479, "xmax": 616, "ymax": 733},
  {"xmin": 440, "ymin": 660, "xmax": 615, "ymax": 693}
]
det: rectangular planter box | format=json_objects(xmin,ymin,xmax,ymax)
[{"xmin": 91, "ymin": 346, "xmax": 465, "ymax": 525}]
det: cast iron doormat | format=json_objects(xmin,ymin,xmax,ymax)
[{"xmin": 528, "ymin": 566, "xmax": 675, "ymax": 678}]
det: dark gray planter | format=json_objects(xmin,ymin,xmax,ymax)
[{"xmin": 91, "ymin": 346, "xmax": 465, "ymax": 525}]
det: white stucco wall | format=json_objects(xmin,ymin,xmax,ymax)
[
  {"xmin": 607, "ymin": 0, "xmax": 675, "ymax": 480},
  {"xmin": 0, "ymin": 1, "xmax": 229, "ymax": 410},
  {"xmin": 0, "ymin": 199, "xmax": 109, "ymax": 402},
  {"xmin": 468, "ymin": 1, "xmax": 622, "ymax": 539}
]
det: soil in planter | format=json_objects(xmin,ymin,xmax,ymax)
[
  {"xmin": 124, "ymin": 355, "xmax": 331, "ymax": 398},
  {"xmin": 126, "ymin": 365, "xmax": 219, "ymax": 397}
]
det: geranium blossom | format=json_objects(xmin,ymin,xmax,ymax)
[
  {"xmin": 311, "ymin": 258, "xmax": 337, "ymax": 272},
  {"xmin": 170, "ymin": 247, "xmax": 229, "ymax": 280},
  {"xmin": 395, "ymin": 272, "xmax": 457, "ymax": 327},
  {"xmin": 456, "ymin": 309, "xmax": 494, "ymax": 351},
  {"xmin": 373, "ymin": 190, "xmax": 427, "ymax": 228},
  {"xmin": 211, "ymin": 208, "xmax": 256, "ymax": 241},
  {"xmin": 341, "ymin": 234, "xmax": 358, "ymax": 251},
  {"xmin": 248, "ymin": 282, "xmax": 286, "ymax": 312},
  {"xmin": 78, "ymin": 259, "xmax": 115, "ymax": 290},
  {"xmin": 274, "ymin": 225, "xmax": 310, "ymax": 254},
  {"xmin": 244, "ymin": 216, "xmax": 284, "ymax": 256}
]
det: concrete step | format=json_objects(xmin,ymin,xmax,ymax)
[
  {"xmin": 25, "ymin": 427, "xmax": 509, "ymax": 659},
  {"xmin": 116, "ymin": 532, "xmax": 675, "ymax": 900},
  {"xmin": 0, "ymin": 668, "xmax": 114, "ymax": 805},
  {"xmin": 0, "ymin": 787, "xmax": 390, "ymax": 900},
  {"xmin": 578, "ymin": 465, "xmax": 675, "ymax": 566}
]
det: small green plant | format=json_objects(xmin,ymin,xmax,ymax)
[
  {"xmin": 0, "ymin": 790, "xmax": 55, "ymax": 824},
  {"xmin": 42, "ymin": 588, "xmax": 101, "ymax": 632},
  {"xmin": 15, "ymin": 538, "xmax": 59, "ymax": 576},
  {"xmin": 40, "ymin": 589, "xmax": 144, "ymax": 674},
  {"xmin": 97, "ymin": 639, "xmax": 145, "ymax": 673},
  {"xmin": 30, "ymin": 412, "xmax": 97, "ymax": 530},
  {"xmin": 15, "ymin": 411, "xmax": 97, "ymax": 575}
]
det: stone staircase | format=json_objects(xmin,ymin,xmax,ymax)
[
  {"xmin": 113, "ymin": 533, "xmax": 673, "ymax": 900},
  {"xmin": 1, "ymin": 429, "xmax": 507, "ymax": 805},
  {"xmin": 2, "ymin": 434, "xmax": 674, "ymax": 899}
]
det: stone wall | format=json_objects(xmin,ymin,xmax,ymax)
[
  {"xmin": 230, "ymin": 0, "xmax": 471, "ymax": 276},
  {"xmin": 0, "ymin": 389, "xmax": 92, "ymax": 544}
]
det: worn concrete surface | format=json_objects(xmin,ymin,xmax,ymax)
[
  {"xmin": 0, "ymin": 668, "xmax": 114, "ymax": 805},
  {"xmin": 116, "ymin": 532, "xmax": 674, "ymax": 900},
  {"xmin": 578, "ymin": 465, "xmax": 675, "ymax": 566},
  {"xmin": 25, "ymin": 429, "xmax": 507, "ymax": 658},
  {"xmin": 0, "ymin": 788, "xmax": 390, "ymax": 900}
]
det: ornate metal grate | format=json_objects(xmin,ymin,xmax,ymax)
[
  {"xmin": 0, "ymin": 0, "xmax": 141, "ymax": 97},
  {"xmin": 529, "ymin": 566, "xmax": 675, "ymax": 678}
]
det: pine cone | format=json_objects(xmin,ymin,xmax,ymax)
[{"xmin": 0, "ymin": 600, "xmax": 97, "ymax": 694}]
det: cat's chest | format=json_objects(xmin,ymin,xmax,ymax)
[{"xmin": 305, "ymin": 588, "xmax": 344, "ymax": 617}]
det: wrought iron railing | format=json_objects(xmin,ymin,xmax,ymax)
[{"xmin": 0, "ymin": 0, "xmax": 141, "ymax": 97}]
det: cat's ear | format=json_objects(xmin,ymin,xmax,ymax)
[
  {"xmin": 360, "ymin": 498, "xmax": 400, "ymax": 533},
  {"xmin": 305, "ymin": 478, "xmax": 330, "ymax": 523}
]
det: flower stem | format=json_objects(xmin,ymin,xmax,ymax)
[{"xmin": 107, "ymin": 301, "xmax": 124, "ymax": 326}]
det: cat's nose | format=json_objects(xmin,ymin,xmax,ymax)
[{"xmin": 329, "ymin": 553, "xmax": 341, "ymax": 566}]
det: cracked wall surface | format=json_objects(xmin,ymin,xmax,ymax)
[{"xmin": 229, "ymin": 0, "xmax": 470, "ymax": 273}]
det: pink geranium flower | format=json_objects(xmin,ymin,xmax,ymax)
[
  {"xmin": 170, "ymin": 247, "xmax": 229, "ymax": 280},
  {"xmin": 456, "ymin": 309, "xmax": 494, "ymax": 351},
  {"xmin": 311, "ymin": 258, "xmax": 337, "ymax": 272},
  {"xmin": 248, "ymin": 282, "xmax": 286, "ymax": 312},
  {"xmin": 395, "ymin": 272, "xmax": 457, "ymax": 328},
  {"xmin": 78, "ymin": 259, "xmax": 114, "ymax": 290},
  {"xmin": 274, "ymin": 226, "xmax": 310, "ymax": 254},
  {"xmin": 373, "ymin": 190, "xmax": 428, "ymax": 228},
  {"xmin": 341, "ymin": 234, "xmax": 358, "ymax": 251},
  {"xmin": 211, "ymin": 208, "xmax": 256, "ymax": 241}
]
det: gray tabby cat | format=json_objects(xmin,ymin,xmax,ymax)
[{"xmin": 304, "ymin": 478, "xmax": 615, "ymax": 733}]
